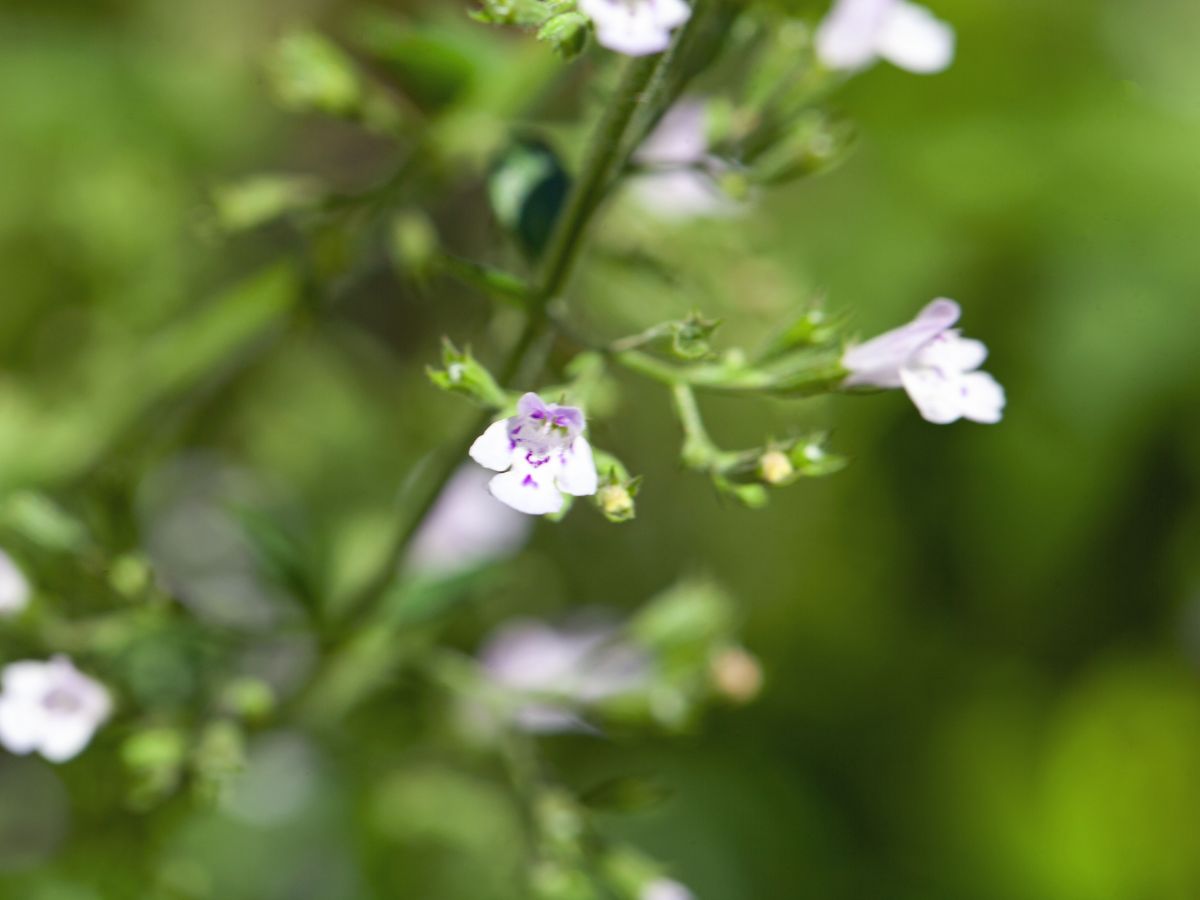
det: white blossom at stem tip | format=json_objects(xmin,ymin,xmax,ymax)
[
  {"xmin": 842, "ymin": 298, "xmax": 1005, "ymax": 424},
  {"xmin": 579, "ymin": 0, "xmax": 692, "ymax": 57},
  {"xmin": 815, "ymin": 0, "xmax": 955, "ymax": 74},
  {"xmin": 469, "ymin": 392, "xmax": 598, "ymax": 516},
  {"xmin": 0, "ymin": 656, "xmax": 112, "ymax": 763}
]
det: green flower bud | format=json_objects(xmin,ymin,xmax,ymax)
[{"xmin": 427, "ymin": 340, "xmax": 508, "ymax": 408}]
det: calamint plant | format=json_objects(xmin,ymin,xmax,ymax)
[{"xmin": 1, "ymin": 0, "xmax": 1003, "ymax": 896}]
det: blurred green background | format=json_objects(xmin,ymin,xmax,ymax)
[{"xmin": 2, "ymin": 0, "xmax": 1200, "ymax": 898}]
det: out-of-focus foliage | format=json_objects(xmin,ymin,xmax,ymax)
[{"xmin": 2, "ymin": 0, "xmax": 1199, "ymax": 898}]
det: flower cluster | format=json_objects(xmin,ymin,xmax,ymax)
[
  {"xmin": 0, "ymin": 656, "xmax": 111, "ymax": 763},
  {"xmin": 469, "ymin": 392, "xmax": 598, "ymax": 516},
  {"xmin": 842, "ymin": 298, "xmax": 1005, "ymax": 424}
]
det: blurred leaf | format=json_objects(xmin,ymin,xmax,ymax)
[
  {"xmin": 488, "ymin": 138, "xmax": 571, "ymax": 261},
  {"xmin": 265, "ymin": 30, "xmax": 362, "ymax": 117},
  {"xmin": 210, "ymin": 174, "xmax": 324, "ymax": 233},
  {"xmin": 580, "ymin": 775, "xmax": 673, "ymax": 814}
]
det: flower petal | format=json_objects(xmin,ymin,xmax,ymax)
[
  {"xmin": 516, "ymin": 392, "xmax": 550, "ymax": 419},
  {"xmin": 469, "ymin": 420, "xmax": 516, "ymax": 472},
  {"xmin": 899, "ymin": 366, "xmax": 964, "ymax": 424},
  {"xmin": 488, "ymin": 464, "xmax": 564, "ymax": 516},
  {"xmin": 876, "ymin": 0, "xmax": 955, "ymax": 74},
  {"xmin": 913, "ymin": 331, "xmax": 988, "ymax": 373},
  {"xmin": 842, "ymin": 298, "xmax": 961, "ymax": 388},
  {"xmin": 0, "ymin": 695, "xmax": 45, "ymax": 755},
  {"xmin": 815, "ymin": 0, "xmax": 895, "ymax": 71},
  {"xmin": 555, "ymin": 437, "xmax": 598, "ymax": 497},
  {"xmin": 958, "ymin": 371, "xmax": 1005, "ymax": 424}
]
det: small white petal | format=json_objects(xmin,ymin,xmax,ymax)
[
  {"xmin": 899, "ymin": 367, "xmax": 965, "ymax": 424},
  {"xmin": 958, "ymin": 371, "xmax": 1006, "ymax": 424},
  {"xmin": 650, "ymin": 0, "xmax": 692, "ymax": 30},
  {"xmin": 635, "ymin": 99, "xmax": 709, "ymax": 167},
  {"xmin": 642, "ymin": 878, "xmax": 696, "ymax": 900},
  {"xmin": 37, "ymin": 716, "xmax": 98, "ymax": 763},
  {"xmin": 0, "ymin": 550, "xmax": 30, "ymax": 616},
  {"xmin": 0, "ymin": 696, "xmax": 45, "ymax": 755},
  {"xmin": 815, "ymin": 0, "xmax": 895, "ymax": 71},
  {"xmin": 488, "ymin": 463, "xmax": 564, "ymax": 516},
  {"xmin": 595, "ymin": 22, "xmax": 673, "ymax": 56},
  {"xmin": 581, "ymin": 0, "xmax": 687, "ymax": 57},
  {"xmin": 555, "ymin": 437, "xmax": 598, "ymax": 497},
  {"xmin": 469, "ymin": 420, "xmax": 516, "ymax": 472},
  {"xmin": 876, "ymin": 0, "xmax": 955, "ymax": 74},
  {"xmin": 913, "ymin": 332, "xmax": 988, "ymax": 373}
]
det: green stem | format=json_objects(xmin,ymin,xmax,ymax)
[
  {"xmin": 314, "ymin": 49, "xmax": 673, "ymax": 691},
  {"xmin": 534, "ymin": 54, "xmax": 663, "ymax": 305}
]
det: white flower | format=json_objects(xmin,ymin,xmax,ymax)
[
  {"xmin": 842, "ymin": 298, "xmax": 1005, "ymax": 424},
  {"xmin": 405, "ymin": 465, "xmax": 534, "ymax": 577},
  {"xmin": 642, "ymin": 878, "xmax": 696, "ymax": 900},
  {"xmin": 469, "ymin": 392, "xmax": 598, "ymax": 516},
  {"xmin": 479, "ymin": 618, "xmax": 650, "ymax": 733},
  {"xmin": 0, "ymin": 656, "xmax": 112, "ymax": 763},
  {"xmin": 631, "ymin": 99, "xmax": 741, "ymax": 221},
  {"xmin": 0, "ymin": 550, "xmax": 31, "ymax": 617},
  {"xmin": 815, "ymin": 0, "xmax": 955, "ymax": 74},
  {"xmin": 579, "ymin": 0, "xmax": 691, "ymax": 57}
]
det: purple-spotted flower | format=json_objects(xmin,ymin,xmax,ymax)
[
  {"xmin": 579, "ymin": 0, "xmax": 691, "ymax": 57},
  {"xmin": 479, "ymin": 617, "xmax": 650, "ymax": 733},
  {"xmin": 842, "ymin": 298, "xmax": 1005, "ymax": 424},
  {"xmin": 469, "ymin": 392, "xmax": 598, "ymax": 516},
  {"xmin": 0, "ymin": 549, "xmax": 30, "ymax": 617},
  {"xmin": 0, "ymin": 656, "xmax": 112, "ymax": 763},
  {"xmin": 816, "ymin": 0, "xmax": 955, "ymax": 75}
]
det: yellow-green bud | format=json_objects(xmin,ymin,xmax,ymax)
[{"xmin": 758, "ymin": 450, "xmax": 794, "ymax": 485}]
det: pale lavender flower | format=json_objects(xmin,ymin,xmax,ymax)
[
  {"xmin": 642, "ymin": 878, "xmax": 696, "ymax": 900},
  {"xmin": 580, "ymin": 0, "xmax": 691, "ymax": 57},
  {"xmin": 842, "ymin": 298, "xmax": 1005, "ymax": 424},
  {"xmin": 0, "ymin": 549, "xmax": 30, "ymax": 617},
  {"xmin": 479, "ymin": 618, "xmax": 650, "ymax": 733},
  {"xmin": 405, "ymin": 465, "xmax": 533, "ymax": 577},
  {"xmin": 469, "ymin": 392, "xmax": 598, "ymax": 516},
  {"xmin": 815, "ymin": 0, "xmax": 954, "ymax": 74},
  {"xmin": 0, "ymin": 656, "xmax": 112, "ymax": 763},
  {"xmin": 632, "ymin": 99, "xmax": 740, "ymax": 221}
]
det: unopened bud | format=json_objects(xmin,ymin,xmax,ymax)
[
  {"xmin": 710, "ymin": 647, "xmax": 763, "ymax": 704},
  {"xmin": 598, "ymin": 483, "xmax": 635, "ymax": 521},
  {"xmin": 758, "ymin": 450, "xmax": 794, "ymax": 485}
]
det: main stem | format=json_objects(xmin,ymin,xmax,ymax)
[{"xmin": 328, "ymin": 54, "xmax": 666, "ymax": 644}]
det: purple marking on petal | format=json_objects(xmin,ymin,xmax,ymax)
[{"xmin": 522, "ymin": 474, "xmax": 538, "ymax": 488}]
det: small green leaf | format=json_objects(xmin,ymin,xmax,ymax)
[{"xmin": 427, "ymin": 340, "xmax": 508, "ymax": 408}]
